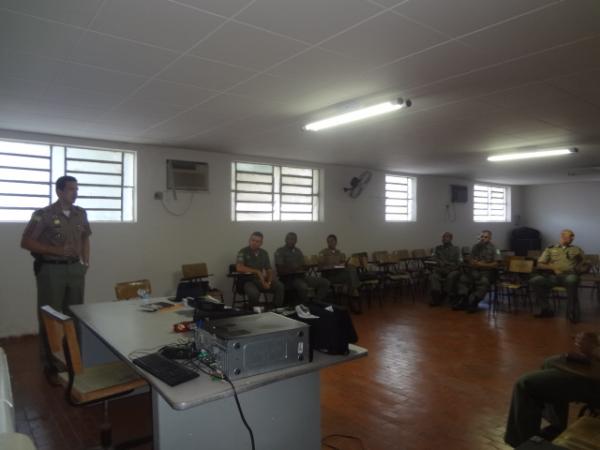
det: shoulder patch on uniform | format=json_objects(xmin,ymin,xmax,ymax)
[{"xmin": 32, "ymin": 213, "xmax": 42, "ymax": 222}]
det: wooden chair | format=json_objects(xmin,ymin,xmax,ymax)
[
  {"xmin": 181, "ymin": 262, "xmax": 224, "ymax": 301},
  {"xmin": 579, "ymin": 254, "xmax": 600, "ymax": 303},
  {"xmin": 349, "ymin": 253, "xmax": 381, "ymax": 308},
  {"xmin": 496, "ymin": 259, "xmax": 534, "ymax": 313},
  {"xmin": 40, "ymin": 305, "xmax": 149, "ymax": 449},
  {"xmin": 114, "ymin": 279, "xmax": 151, "ymax": 301}
]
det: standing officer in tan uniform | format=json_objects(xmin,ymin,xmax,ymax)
[
  {"xmin": 530, "ymin": 229, "xmax": 584, "ymax": 318},
  {"xmin": 21, "ymin": 176, "xmax": 91, "ymax": 374}
]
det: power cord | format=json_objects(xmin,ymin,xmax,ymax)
[
  {"xmin": 321, "ymin": 433, "xmax": 365, "ymax": 450},
  {"xmin": 224, "ymin": 376, "xmax": 256, "ymax": 450}
]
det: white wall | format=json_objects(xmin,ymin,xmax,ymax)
[
  {"xmin": 0, "ymin": 131, "xmax": 521, "ymax": 337},
  {"xmin": 522, "ymin": 182, "xmax": 600, "ymax": 253}
]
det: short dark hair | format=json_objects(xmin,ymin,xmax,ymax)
[
  {"xmin": 286, "ymin": 232, "xmax": 297, "ymax": 239},
  {"xmin": 251, "ymin": 231, "xmax": 263, "ymax": 239},
  {"xmin": 481, "ymin": 229, "xmax": 492, "ymax": 236},
  {"xmin": 327, "ymin": 234, "xmax": 337, "ymax": 241},
  {"xmin": 56, "ymin": 176, "xmax": 78, "ymax": 191}
]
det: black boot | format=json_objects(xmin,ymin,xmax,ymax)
[
  {"xmin": 429, "ymin": 290, "xmax": 442, "ymax": 306},
  {"xmin": 452, "ymin": 296, "xmax": 468, "ymax": 310}
]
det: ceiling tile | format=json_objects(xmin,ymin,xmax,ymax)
[
  {"xmin": 69, "ymin": 32, "xmax": 178, "ymax": 76},
  {"xmin": 268, "ymin": 47, "xmax": 371, "ymax": 88},
  {"xmin": 459, "ymin": 1, "xmax": 600, "ymax": 60},
  {"xmin": 0, "ymin": 10, "xmax": 84, "ymax": 59},
  {"xmin": 0, "ymin": 76, "xmax": 48, "ymax": 100},
  {"xmin": 90, "ymin": 0, "xmax": 225, "ymax": 51},
  {"xmin": 0, "ymin": 95, "xmax": 105, "ymax": 121},
  {"xmin": 131, "ymin": 80, "xmax": 214, "ymax": 108},
  {"xmin": 320, "ymin": 11, "xmax": 448, "ymax": 67},
  {"xmin": 547, "ymin": 69, "xmax": 600, "ymax": 108},
  {"xmin": 0, "ymin": 0, "xmax": 104, "ymax": 27},
  {"xmin": 191, "ymin": 21, "xmax": 308, "ymax": 71},
  {"xmin": 158, "ymin": 55, "xmax": 256, "ymax": 91},
  {"xmin": 0, "ymin": 51, "xmax": 63, "ymax": 83},
  {"xmin": 234, "ymin": 0, "xmax": 381, "ymax": 43},
  {"xmin": 51, "ymin": 62, "xmax": 148, "ymax": 95},
  {"xmin": 393, "ymin": 0, "xmax": 557, "ymax": 38},
  {"xmin": 172, "ymin": 0, "xmax": 255, "ymax": 17},
  {"xmin": 141, "ymin": 105, "xmax": 232, "ymax": 140},
  {"xmin": 366, "ymin": 40, "xmax": 494, "ymax": 92},
  {"xmin": 43, "ymin": 85, "xmax": 123, "ymax": 109}
]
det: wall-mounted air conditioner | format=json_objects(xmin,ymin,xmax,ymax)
[{"xmin": 166, "ymin": 159, "xmax": 209, "ymax": 191}]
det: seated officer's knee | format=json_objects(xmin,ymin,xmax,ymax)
[{"xmin": 563, "ymin": 274, "xmax": 579, "ymax": 287}]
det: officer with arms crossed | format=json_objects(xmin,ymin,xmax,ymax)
[
  {"xmin": 236, "ymin": 231, "xmax": 284, "ymax": 309},
  {"xmin": 455, "ymin": 229, "xmax": 500, "ymax": 313},
  {"xmin": 530, "ymin": 229, "xmax": 585, "ymax": 318},
  {"xmin": 275, "ymin": 232, "xmax": 330, "ymax": 305},
  {"xmin": 429, "ymin": 231, "xmax": 462, "ymax": 306},
  {"xmin": 21, "ymin": 176, "xmax": 91, "ymax": 375}
]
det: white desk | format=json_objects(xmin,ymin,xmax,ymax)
[{"xmin": 71, "ymin": 300, "xmax": 367, "ymax": 450}]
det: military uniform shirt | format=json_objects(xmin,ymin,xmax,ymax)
[
  {"xmin": 22, "ymin": 202, "xmax": 91, "ymax": 261},
  {"xmin": 275, "ymin": 246, "xmax": 305, "ymax": 272},
  {"xmin": 318, "ymin": 248, "xmax": 346, "ymax": 267},
  {"xmin": 236, "ymin": 246, "xmax": 271, "ymax": 271},
  {"xmin": 470, "ymin": 242, "xmax": 499, "ymax": 263},
  {"xmin": 538, "ymin": 244, "xmax": 584, "ymax": 273},
  {"xmin": 433, "ymin": 244, "xmax": 462, "ymax": 268}
]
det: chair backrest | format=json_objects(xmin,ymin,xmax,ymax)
[
  {"xmin": 394, "ymin": 249, "xmax": 410, "ymax": 260},
  {"xmin": 527, "ymin": 249, "xmax": 542, "ymax": 259},
  {"xmin": 181, "ymin": 262, "xmax": 209, "ymax": 278},
  {"xmin": 412, "ymin": 249, "xmax": 427, "ymax": 258},
  {"xmin": 372, "ymin": 251, "xmax": 390, "ymax": 263},
  {"xmin": 303, "ymin": 255, "xmax": 318, "ymax": 266},
  {"xmin": 114, "ymin": 279, "xmax": 152, "ymax": 300},
  {"xmin": 350, "ymin": 252, "xmax": 369, "ymax": 269},
  {"xmin": 318, "ymin": 253, "xmax": 345, "ymax": 268},
  {"xmin": 584, "ymin": 254, "xmax": 600, "ymax": 273},
  {"xmin": 508, "ymin": 259, "xmax": 534, "ymax": 274},
  {"xmin": 40, "ymin": 305, "xmax": 83, "ymax": 375}
]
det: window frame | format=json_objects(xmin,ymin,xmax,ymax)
[
  {"xmin": 384, "ymin": 174, "xmax": 417, "ymax": 222},
  {"xmin": 0, "ymin": 138, "xmax": 137, "ymax": 223},
  {"xmin": 473, "ymin": 183, "xmax": 511, "ymax": 223},
  {"xmin": 231, "ymin": 161, "xmax": 321, "ymax": 222}
]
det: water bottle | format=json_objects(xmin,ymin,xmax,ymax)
[{"xmin": 138, "ymin": 288, "xmax": 150, "ymax": 305}]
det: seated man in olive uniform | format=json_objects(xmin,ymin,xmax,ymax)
[
  {"xmin": 455, "ymin": 230, "xmax": 500, "ymax": 313},
  {"xmin": 504, "ymin": 331, "xmax": 600, "ymax": 447},
  {"xmin": 429, "ymin": 231, "xmax": 462, "ymax": 306},
  {"xmin": 236, "ymin": 231, "xmax": 284, "ymax": 309},
  {"xmin": 318, "ymin": 234, "xmax": 361, "ymax": 313},
  {"xmin": 529, "ymin": 229, "xmax": 585, "ymax": 318},
  {"xmin": 275, "ymin": 232, "xmax": 330, "ymax": 305}
]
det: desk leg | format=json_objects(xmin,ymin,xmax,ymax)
[{"xmin": 152, "ymin": 372, "xmax": 321, "ymax": 450}]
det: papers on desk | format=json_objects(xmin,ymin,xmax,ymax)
[{"xmin": 140, "ymin": 302, "xmax": 183, "ymax": 313}]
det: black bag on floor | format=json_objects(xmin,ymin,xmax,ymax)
[{"xmin": 292, "ymin": 302, "xmax": 358, "ymax": 356}]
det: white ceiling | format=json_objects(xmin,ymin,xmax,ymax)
[{"xmin": 1, "ymin": 0, "xmax": 600, "ymax": 184}]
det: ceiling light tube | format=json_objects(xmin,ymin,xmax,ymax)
[
  {"xmin": 487, "ymin": 148, "xmax": 577, "ymax": 162},
  {"xmin": 304, "ymin": 98, "xmax": 410, "ymax": 131}
]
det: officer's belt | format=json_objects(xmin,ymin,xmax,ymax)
[{"xmin": 41, "ymin": 259, "xmax": 79, "ymax": 265}]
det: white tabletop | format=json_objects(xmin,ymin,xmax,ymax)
[{"xmin": 71, "ymin": 300, "xmax": 367, "ymax": 411}]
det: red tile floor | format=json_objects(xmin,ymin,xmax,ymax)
[{"xmin": 2, "ymin": 293, "xmax": 598, "ymax": 450}]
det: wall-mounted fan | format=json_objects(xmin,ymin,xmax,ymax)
[{"xmin": 344, "ymin": 171, "xmax": 372, "ymax": 198}]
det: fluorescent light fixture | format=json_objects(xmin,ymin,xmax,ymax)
[
  {"xmin": 487, "ymin": 148, "xmax": 577, "ymax": 162},
  {"xmin": 304, "ymin": 98, "xmax": 410, "ymax": 131}
]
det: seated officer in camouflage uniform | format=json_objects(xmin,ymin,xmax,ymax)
[
  {"xmin": 236, "ymin": 231, "xmax": 284, "ymax": 308},
  {"xmin": 455, "ymin": 229, "xmax": 500, "ymax": 313},
  {"xmin": 21, "ymin": 175, "xmax": 91, "ymax": 376},
  {"xmin": 429, "ymin": 231, "xmax": 462, "ymax": 306},
  {"xmin": 504, "ymin": 331, "xmax": 600, "ymax": 447},
  {"xmin": 318, "ymin": 234, "xmax": 361, "ymax": 312},
  {"xmin": 275, "ymin": 232, "xmax": 330, "ymax": 305},
  {"xmin": 529, "ymin": 229, "xmax": 584, "ymax": 318}
]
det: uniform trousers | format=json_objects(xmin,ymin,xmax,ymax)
[
  {"xmin": 36, "ymin": 261, "xmax": 87, "ymax": 368},
  {"xmin": 504, "ymin": 355, "xmax": 600, "ymax": 447},
  {"xmin": 242, "ymin": 278, "xmax": 285, "ymax": 308},
  {"xmin": 529, "ymin": 273, "xmax": 579, "ymax": 312}
]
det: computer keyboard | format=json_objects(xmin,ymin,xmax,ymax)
[{"xmin": 133, "ymin": 352, "xmax": 199, "ymax": 386}]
